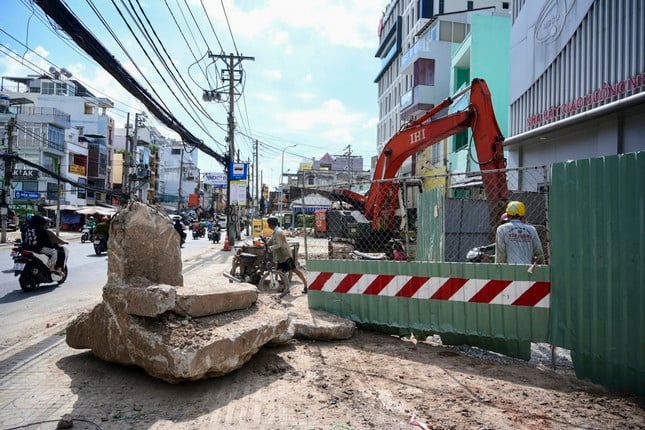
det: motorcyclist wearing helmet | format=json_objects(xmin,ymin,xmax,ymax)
[
  {"xmin": 495, "ymin": 201, "xmax": 544, "ymax": 265},
  {"xmin": 86, "ymin": 216, "xmax": 97, "ymax": 234},
  {"xmin": 265, "ymin": 216, "xmax": 308, "ymax": 294},
  {"xmin": 22, "ymin": 214, "xmax": 62, "ymax": 274}
]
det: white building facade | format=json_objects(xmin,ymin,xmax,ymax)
[{"xmin": 504, "ymin": 0, "xmax": 645, "ymax": 167}]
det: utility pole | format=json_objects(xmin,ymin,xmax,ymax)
[
  {"xmin": 207, "ymin": 52, "xmax": 254, "ymax": 247},
  {"xmin": 255, "ymin": 139, "xmax": 259, "ymax": 214},
  {"xmin": 122, "ymin": 113, "xmax": 130, "ymax": 200},
  {"xmin": 177, "ymin": 145, "xmax": 184, "ymax": 210},
  {"xmin": 1, "ymin": 118, "xmax": 15, "ymax": 244}
]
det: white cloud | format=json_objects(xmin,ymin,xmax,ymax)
[
  {"xmin": 202, "ymin": 0, "xmax": 387, "ymax": 49},
  {"xmin": 274, "ymin": 98, "xmax": 365, "ymax": 134}
]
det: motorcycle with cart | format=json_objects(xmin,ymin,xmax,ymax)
[{"xmin": 227, "ymin": 237, "xmax": 299, "ymax": 296}]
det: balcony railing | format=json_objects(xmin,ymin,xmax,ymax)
[{"xmin": 400, "ymin": 39, "xmax": 440, "ymax": 75}]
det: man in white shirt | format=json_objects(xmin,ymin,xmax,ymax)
[{"xmin": 495, "ymin": 201, "xmax": 544, "ymax": 265}]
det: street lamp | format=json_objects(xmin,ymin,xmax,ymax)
[{"xmin": 279, "ymin": 144, "xmax": 296, "ymax": 214}]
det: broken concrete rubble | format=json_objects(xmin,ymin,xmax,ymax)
[{"xmin": 66, "ymin": 201, "xmax": 356, "ymax": 383}]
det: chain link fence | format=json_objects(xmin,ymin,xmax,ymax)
[{"xmin": 264, "ymin": 166, "xmax": 550, "ymax": 265}]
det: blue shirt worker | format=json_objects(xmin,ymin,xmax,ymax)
[{"xmin": 495, "ymin": 201, "xmax": 545, "ymax": 265}]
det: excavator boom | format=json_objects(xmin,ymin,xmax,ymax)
[{"xmin": 363, "ymin": 78, "xmax": 508, "ymax": 229}]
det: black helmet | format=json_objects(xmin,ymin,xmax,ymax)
[
  {"xmin": 31, "ymin": 214, "xmax": 49, "ymax": 227},
  {"xmin": 267, "ymin": 216, "xmax": 279, "ymax": 227}
]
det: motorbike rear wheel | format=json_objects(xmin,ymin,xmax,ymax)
[
  {"xmin": 19, "ymin": 266, "xmax": 39, "ymax": 292},
  {"xmin": 258, "ymin": 270, "xmax": 289, "ymax": 296},
  {"xmin": 57, "ymin": 266, "xmax": 68, "ymax": 285}
]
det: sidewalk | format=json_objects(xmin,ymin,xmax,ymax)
[{"xmin": 1, "ymin": 230, "xmax": 82, "ymax": 247}]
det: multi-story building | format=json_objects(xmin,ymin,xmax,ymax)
[
  {"xmin": 375, "ymin": 0, "xmax": 511, "ymax": 178},
  {"xmin": 0, "ymin": 73, "xmax": 115, "ymax": 204},
  {"xmin": 504, "ymin": 0, "xmax": 645, "ymax": 170},
  {"xmin": 1, "ymin": 101, "xmax": 70, "ymax": 209},
  {"xmin": 292, "ymin": 153, "xmax": 371, "ymax": 193},
  {"xmin": 158, "ymin": 139, "xmax": 199, "ymax": 210}
]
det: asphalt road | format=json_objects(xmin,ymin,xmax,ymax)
[{"xmin": 0, "ymin": 232, "xmax": 228, "ymax": 352}]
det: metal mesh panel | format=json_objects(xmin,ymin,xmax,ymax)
[{"xmin": 274, "ymin": 166, "xmax": 550, "ymax": 265}]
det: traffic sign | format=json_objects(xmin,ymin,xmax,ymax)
[{"xmin": 14, "ymin": 190, "xmax": 40, "ymax": 200}]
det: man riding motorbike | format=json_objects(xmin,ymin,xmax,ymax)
[{"xmin": 22, "ymin": 214, "xmax": 64, "ymax": 276}]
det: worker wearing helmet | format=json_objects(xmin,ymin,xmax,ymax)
[
  {"xmin": 495, "ymin": 201, "xmax": 544, "ymax": 265},
  {"xmin": 265, "ymin": 216, "xmax": 308, "ymax": 294}
]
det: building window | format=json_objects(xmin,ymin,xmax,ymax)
[
  {"xmin": 171, "ymin": 148, "xmax": 181, "ymax": 155},
  {"xmin": 453, "ymin": 130, "xmax": 468, "ymax": 151},
  {"xmin": 414, "ymin": 59, "xmax": 435, "ymax": 86},
  {"xmin": 467, "ymin": 1, "xmax": 474, "ymax": 10},
  {"xmin": 502, "ymin": 2, "xmax": 509, "ymax": 9},
  {"xmin": 41, "ymin": 81, "xmax": 75, "ymax": 96},
  {"xmin": 47, "ymin": 125, "xmax": 65, "ymax": 151},
  {"xmin": 17, "ymin": 124, "xmax": 42, "ymax": 147}
]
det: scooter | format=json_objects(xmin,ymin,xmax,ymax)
[
  {"xmin": 13, "ymin": 246, "xmax": 69, "ymax": 292},
  {"xmin": 208, "ymin": 228, "xmax": 221, "ymax": 244},
  {"xmin": 351, "ymin": 238, "xmax": 408, "ymax": 261},
  {"xmin": 465, "ymin": 243, "xmax": 496, "ymax": 263},
  {"xmin": 93, "ymin": 234, "xmax": 108, "ymax": 255},
  {"xmin": 9, "ymin": 239, "xmax": 22, "ymax": 260},
  {"xmin": 80, "ymin": 225, "xmax": 93, "ymax": 243}
]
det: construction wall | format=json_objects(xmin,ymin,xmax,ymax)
[
  {"xmin": 549, "ymin": 151, "xmax": 644, "ymax": 395},
  {"xmin": 306, "ymin": 259, "xmax": 550, "ymax": 360}
]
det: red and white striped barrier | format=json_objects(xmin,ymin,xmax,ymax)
[{"xmin": 307, "ymin": 272, "xmax": 550, "ymax": 308}]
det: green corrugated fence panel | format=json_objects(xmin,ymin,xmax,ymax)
[
  {"xmin": 550, "ymin": 151, "xmax": 645, "ymax": 395},
  {"xmin": 417, "ymin": 188, "xmax": 443, "ymax": 261},
  {"xmin": 306, "ymin": 259, "xmax": 550, "ymax": 360}
]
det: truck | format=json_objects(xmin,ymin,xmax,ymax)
[{"xmin": 327, "ymin": 78, "xmax": 509, "ymax": 257}]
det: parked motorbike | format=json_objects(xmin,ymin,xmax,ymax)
[
  {"xmin": 351, "ymin": 238, "xmax": 408, "ymax": 261},
  {"xmin": 13, "ymin": 246, "xmax": 69, "ymax": 292},
  {"xmin": 465, "ymin": 243, "xmax": 496, "ymax": 263},
  {"xmin": 93, "ymin": 234, "xmax": 108, "ymax": 255}
]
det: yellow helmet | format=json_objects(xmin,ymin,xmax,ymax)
[{"xmin": 506, "ymin": 201, "xmax": 526, "ymax": 217}]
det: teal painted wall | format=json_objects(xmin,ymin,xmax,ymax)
[{"xmin": 449, "ymin": 13, "xmax": 511, "ymax": 173}]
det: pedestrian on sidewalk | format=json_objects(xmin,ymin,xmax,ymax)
[{"xmin": 265, "ymin": 216, "xmax": 308, "ymax": 294}]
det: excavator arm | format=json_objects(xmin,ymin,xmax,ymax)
[{"xmin": 363, "ymin": 78, "xmax": 509, "ymax": 230}]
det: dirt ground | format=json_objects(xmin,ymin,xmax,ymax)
[
  {"xmin": 11, "ymin": 319, "xmax": 641, "ymax": 429},
  {"xmin": 32, "ymin": 326, "xmax": 640, "ymax": 430}
]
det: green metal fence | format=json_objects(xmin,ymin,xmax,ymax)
[
  {"xmin": 549, "ymin": 152, "xmax": 644, "ymax": 395},
  {"xmin": 306, "ymin": 259, "xmax": 550, "ymax": 360}
]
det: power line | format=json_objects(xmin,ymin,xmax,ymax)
[{"xmin": 34, "ymin": 0, "xmax": 228, "ymax": 166}]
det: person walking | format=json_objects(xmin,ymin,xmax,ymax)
[
  {"xmin": 495, "ymin": 201, "xmax": 545, "ymax": 265},
  {"xmin": 265, "ymin": 216, "xmax": 308, "ymax": 294}
]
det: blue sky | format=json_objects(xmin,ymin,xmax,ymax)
[{"xmin": 0, "ymin": 0, "xmax": 387, "ymax": 189}]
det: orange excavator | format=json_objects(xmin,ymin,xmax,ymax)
[{"xmin": 331, "ymin": 78, "xmax": 509, "ymax": 244}]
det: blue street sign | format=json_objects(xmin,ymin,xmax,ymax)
[
  {"xmin": 14, "ymin": 190, "xmax": 40, "ymax": 200},
  {"xmin": 229, "ymin": 163, "xmax": 248, "ymax": 181}
]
